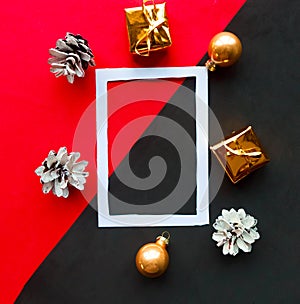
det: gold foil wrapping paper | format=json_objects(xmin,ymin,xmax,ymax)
[
  {"xmin": 210, "ymin": 126, "xmax": 270, "ymax": 183},
  {"xmin": 125, "ymin": 1, "xmax": 172, "ymax": 56}
]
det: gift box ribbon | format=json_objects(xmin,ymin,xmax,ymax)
[
  {"xmin": 214, "ymin": 126, "xmax": 262, "ymax": 164},
  {"xmin": 135, "ymin": 0, "xmax": 171, "ymax": 56},
  {"xmin": 224, "ymin": 143, "xmax": 262, "ymax": 157}
]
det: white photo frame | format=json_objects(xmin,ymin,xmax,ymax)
[{"xmin": 96, "ymin": 67, "xmax": 209, "ymax": 227}]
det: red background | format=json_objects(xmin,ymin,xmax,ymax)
[{"xmin": 0, "ymin": 1, "xmax": 245, "ymax": 302}]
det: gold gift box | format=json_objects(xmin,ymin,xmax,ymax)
[
  {"xmin": 210, "ymin": 126, "xmax": 270, "ymax": 184},
  {"xmin": 125, "ymin": 1, "xmax": 172, "ymax": 56}
]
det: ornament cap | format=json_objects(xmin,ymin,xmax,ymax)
[
  {"xmin": 205, "ymin": 59, "xmax": 217, "ymax": 72},
  {"xmin": 156, "ymin": 231, "xmax": 170, "ymax": 247}
]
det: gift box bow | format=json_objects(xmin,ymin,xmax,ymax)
[
  {"xmin": 223, "ymin": 129, "xmax": 263, "ymax": 161},
  {"xmin": 214, "ymin": 126, "xmax": 263, "ymax": 164}
]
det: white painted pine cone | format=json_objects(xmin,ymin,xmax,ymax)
[
  {"xmin": 48, "ymin": 33, "xmax": 96, "ymax": 83},
  {"xmin": 35, "ymin": 147, "xmax": 89, "ymax": 198},
  {"xmin": 212, "ymin": 208, "xmax": 260, "ymax": 256}
]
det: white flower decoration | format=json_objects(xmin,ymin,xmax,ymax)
[
  {"xmin": 212, "ymin": 208, "xmax": 260, "ymax": 256},
  {"xmin": 35, "ymin": 147, "xmax": 89, "ymax": 198}
]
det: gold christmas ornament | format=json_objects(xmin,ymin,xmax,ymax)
[
  {"xmin": 205, "ymin": 32, "xmax": 242, "ymax": 71},
  {"xmin": 135, "ymin": 231, "xmax": 170, "ymax": 278}
]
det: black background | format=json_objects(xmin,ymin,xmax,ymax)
[{"xmin": 17, "ymin": 0, "xmax": 300, "ymax": 303}]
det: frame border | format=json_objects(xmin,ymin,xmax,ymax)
[{"xmin": 96, "ymin": 67, "xmax": 209, "ymax": 227}]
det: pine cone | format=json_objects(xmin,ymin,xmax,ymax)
[
  {"xmin": 48, "ymin": 32, "xmax": 96, "ymax": 83},
  {"xmin": 35, "ymin": 147, "xmax": 89, "ymax": 198},
  {"xmin": 212, "ymin": 208, "xmax": 260, "ymax": 256}
]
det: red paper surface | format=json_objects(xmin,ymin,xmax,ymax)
[{"xmin": 0, "ymin": 0, "xmax": 245, "ymax": 302}]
